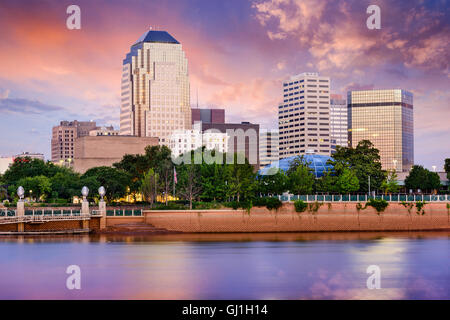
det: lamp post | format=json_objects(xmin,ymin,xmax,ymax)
[
  {"xmin": 16, "ymin": 186, "xmax": 25, "ymax": 231},
  {"xmin": 81, "ymin": 186, "xmax": 89, "ymax": 215},
  {"xmin": 393, "ymin": 159, "xmax": 398, "ymax": 172},
  {"xmin": 98, "ymin": 186, "xmax": 107, "ymax": 230}
]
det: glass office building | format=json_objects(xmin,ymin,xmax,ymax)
[
  {"xmin": 348, "ymin": 89, "xmax": 414, "ymax": 172},
  {"xmin": 120, "ymin": 30, "xmax": 191, "ymax": 144}
]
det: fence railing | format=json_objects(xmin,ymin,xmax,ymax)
[
  {"xmin": 279, "ymin": 194, "xmax": 450, "ymax": 202},
  {"xmin": 105, "ymin": 209, "xmax": 143, "ymax": 217},
  {"xmin": 0, "ymin": 214, "xmax": 91, "ymax": 224}
]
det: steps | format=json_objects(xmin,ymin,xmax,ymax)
[{"xmin": 101, "ymin": 222, "xmax": 177, "ymax": 234}]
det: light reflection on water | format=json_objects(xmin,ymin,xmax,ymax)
[{"xmin": 0, "ymin": 232, "xmax": 448, "ymax": 300}]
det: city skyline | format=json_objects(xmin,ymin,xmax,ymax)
[{"xmin": 0, "ymin": 0, "xmax": 448, "ymax": 169}]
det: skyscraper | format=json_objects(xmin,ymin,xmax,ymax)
[
  {"xmin": 330, "ymin": 94, "xmax": 348, "ymax": 151},
  {"xmin": 348, "ymin": 89, "xmax": 414, "ymax": 172},
  {"xmin": 120, "ymin": 30, "xmax": 191, "ymax": 144},
  {"xmin": 278, "ymin": 72, "xmax": 331, "ymax": 159}
]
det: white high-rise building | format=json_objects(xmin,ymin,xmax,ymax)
[
  {"xmin": 330, "ymin": 94, "xmax": 348, "ymax": 151},
  {"xmin": 120, "ymin": 30, "xmax": 191, "ymax": 144},
  {"xmin": 278, "ymin": 72, "xmax": 331, "ymax": 159},
  {"xmin": 259, "ymin": 130, "xmax": 279, "ymax": 169}
]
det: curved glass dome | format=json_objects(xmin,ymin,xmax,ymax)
[{"xmin": 259, "ymin": 154, "xmax": 334, "ymax": 177}]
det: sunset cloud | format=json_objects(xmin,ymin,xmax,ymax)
[{"xmin": 0, "ymin": 0, "xmax": 448, "ymax": 168}]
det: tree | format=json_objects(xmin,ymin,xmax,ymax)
[
  {"xmin": 81, "ymin": 167, "xmax": 131, "ymax": 201},
  {"xmin": 445, "ymin": 158, "xmax": 450, "ymax": 181},
  {"xmin": 200, "ymin": 161, "xmax": 228, "ymax": 202},
  {"xmin": 256, "ymin": 169, "xmax": 288, "ymax": 196},
  {"xmin": 225, "ymin": 154, "xmax": 256, "ymax": 202},
  {"xmin": 405, "ymin": 165, "xmax": 441, "ymax": 193},
  {"xmin": 331, "ymin": 140, "xmax": 384, "ymax": 192},
  {"xmin": 381, "ymin": 170, "xmax": 400, "ymax": 194},
  {"xmin": 335, "ymin": 167, "xmax": 360, "ymax": 193},
  {"xmin": 177, "ymin": 164, "xmax": 202, "ymax": 210},
  {"xmin": 288, "ymin": 164, "xmax": 315, "ymax": 195},
  {"xmin": 315, "ymin": 169, "xmax": 337, "ymax": 193},
  {"xmin": 141, "ymin": 168, "xmax": 158, "ymax": 207},
  {"xmin": 11, "ymin": 175, "xmax": 51, "ymax": 201},
  {"xmin": 50, "ymin": 171, "xmax": 81, "ymax": 200}
]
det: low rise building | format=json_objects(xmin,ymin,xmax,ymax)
[{"xmin": 73, "ymin": 136, "xmax": 159, "ymax": 173}]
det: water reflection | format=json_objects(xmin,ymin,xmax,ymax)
[{"xmin": 0, "ymin": 232, "xmax": 448, "ymax": 299}]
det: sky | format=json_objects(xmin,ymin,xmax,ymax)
[{"xmin": 0, "ymin": 0, "xmax": 448, "ymax": 169}]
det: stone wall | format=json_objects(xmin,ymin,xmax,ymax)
[{"xmin": 144, "ymin": 202, "xmax": 450, "ymax": 233}]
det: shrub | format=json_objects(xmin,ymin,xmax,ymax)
[
  {"xmin": 366, "ymin": 198, "xmax": 389, "ymax": 215},
  {"xmin": 294, "ymin": 200, "xmax": 307, "ymax": 213},
  {"xmin": 415, "ymin": 201, "xmax": 427, "ymax": 215},
  {"xmin": 265, "ymin": 197, "xmax": 282, "ymax": 211},
  {"xmin": 192, "ymin": 201, "xmax": 222, "ymax": 210},
  {"xmin": 308, "ymin": 201, "xmax": 323, "ymax": 214}
]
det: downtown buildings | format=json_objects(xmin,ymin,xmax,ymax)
[
  {"xmin": 348, "ymin": 89, "xmax": 414, "ymax": 172},
  {"xmin": 330, "ymin": 94, "xmax": 348, "ymax": 150},
  {"xmin": 120, "ymin": 30, "xmax": 191, "ymax": 144},
  {"xmin": 51, "ymin": 120, "xmax": 98, "ymax": 162},
  {"xmin": 278, "ymin": 72, "xmax": 331, "ymax": 159}
]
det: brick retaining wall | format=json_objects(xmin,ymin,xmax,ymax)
[{"xmin": 144, "ymin": 202, "xmax": 450, "ymax": 233}]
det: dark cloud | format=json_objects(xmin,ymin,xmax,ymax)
[{"xmin": 0, "ymin": 97, "xmax": 64, "ymax": 115}]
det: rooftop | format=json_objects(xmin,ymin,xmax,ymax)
[{"xmin": 135, "ymin": 30, "xmax": 179, "ymax": 45}]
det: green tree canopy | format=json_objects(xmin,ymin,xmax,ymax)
[
  {"xmin": 81, "ymin": 166, "xmax": 131, "ymax": 201},
  {"xmin": 288, "ymin": 163, "xmax": 315, "ymax": 195},
  {"xmin": 331, "ymin": 140, "xmax": 384, "ymax": 192},
  {"xmin": 445, "ymin": 158, "xmax": 450, "ymax": 180},
  {"xmin": 405, "ymin": 165, "xmax": 441, "ymax": 192},
  {"xmin": 381, "ymin": 170, "xmax": 400, "ymax": 194}
]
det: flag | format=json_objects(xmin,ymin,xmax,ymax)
[{"xmin": 173, "ymin": 167, "xmax": 177, "ymax": 184}]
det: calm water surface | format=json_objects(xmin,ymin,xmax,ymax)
[{"xmin": 0, "ymin": 232, "xmax": 448, "ymax": 299}]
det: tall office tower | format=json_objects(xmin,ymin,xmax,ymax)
[
  {"xmin": 120, "ymin": 30, "xmax": 191, "ymax": 145},
  {"xmin": 330, "ymin": 94, "xmax": 348, "ymax": 151},
  {"xmin": 259, "ymin": 130, "xmax": 279, "ymax": 169},
  {"xmin": 348, "ymin": 89, "xmax": 414, "ymax": 172},
  {"xmin": 191, "ymin": 108, "xmax": 225, "ymax": 125},
  {"xmin": 278, "ymin": 72, "xmax": 331, "ymax": 159},
  {"xmin": 51, "ymin": 120, "xmax": 97, "ymax": 162}
]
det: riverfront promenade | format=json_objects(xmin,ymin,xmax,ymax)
[{"xmin": 1, "ymin": 202, "xmax": 449, "ymax": 234}]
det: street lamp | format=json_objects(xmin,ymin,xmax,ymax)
[
  {"xmin": 98, "ymin": 186, "xmax": 106, "ymax": 201},
  {"xmin": 432, "ymin": 165, "xmax": 436, "ymax": 172},
  {"xmin": 17, "ymin": 186, "xmax": 24, "ymax": 200},
  {"xmin": 81, "ymin": 186, "xmax": 89, "ymax": 202},
  {"xmin": 393, "ymin": 159, "xmax": 398, "ymax": 172}
]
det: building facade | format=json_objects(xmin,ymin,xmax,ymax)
[
  {"xmin": 120, "ymin": 30, "xmax": 191, "ymax": 145},
  {"xmin": 330, "ymin": 94, "xmax": 348, "ymax": 151},
  {"xmin": 191, "ymin": 108, "xmax": 225, "ymax": 125},
  {"xmin": 348, "ymin": 89, "xmax": 414, "ymax": 172},
  {"xmin": 14, "ymin": 152, "xmax": 45, "ymax": 161},
  {"xmin": 259, "ymin": 130, "xmax": 279, "ymax": 169},
  {"xmin": 73, "ymin": 136, "xmax": 159, "ymax": 173},
  {"xmin": 278, "ymin": 72, "xmax": 331, "ymax": 159},
  {"xmin": 89, "ymin": 126, "xmax": 119, "ymax": 136},
  {"xmin": 51, "ymin": 120, "xmax": 97, "ymax": 162},
  {"xmin": 202, "ymin": 122, "xmax": 260, "ymax": 169},
  {"xmin": 169, "ymin": 124, "xmax": 229, "ymax": 158}
]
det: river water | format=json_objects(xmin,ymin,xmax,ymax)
[{"xmin": 0, "ymin": 232, "xmax": 448, "ymax": 299}]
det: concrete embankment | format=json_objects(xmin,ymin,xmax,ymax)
[{"xmin": 143, "ymin": 202, "xmax": 450, "ymax": 233}]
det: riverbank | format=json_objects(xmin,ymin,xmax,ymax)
[{"xmin": 143, "ymin": 202, "xmax": 450, "ymax": 233}]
